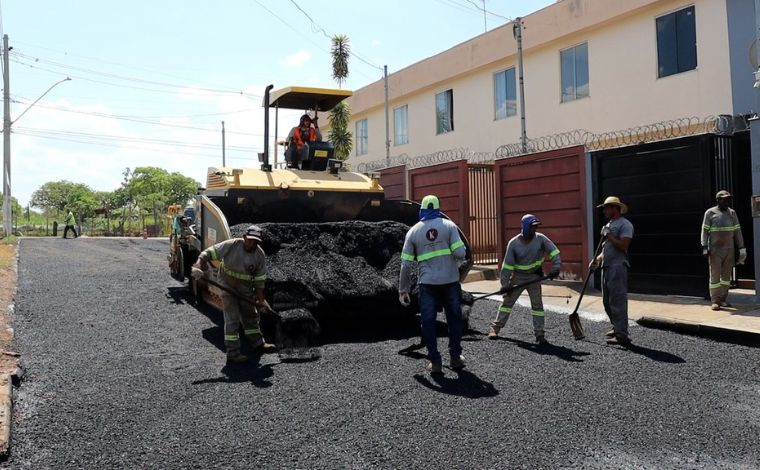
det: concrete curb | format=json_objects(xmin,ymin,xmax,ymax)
[
  {"xmin": 0, "ymin": 373, "xmax": 11, "ymax": 460},
  {"xmin": 636, "ymin": 316, "xmax": 760, "ymax": 347}
]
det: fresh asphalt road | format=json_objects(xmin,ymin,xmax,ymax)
[{"xmin": 4, "ymin": 238, "xmax": 759, "ymax": 469}]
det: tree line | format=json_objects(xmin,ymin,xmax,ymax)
[{"xmin": 27, "ymin": 166, "xmax": 200, "ymax": 236}]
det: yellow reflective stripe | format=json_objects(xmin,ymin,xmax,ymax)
[
  {"xmin": 401, "ymin": 252, "xmax": 416, "ymax": 262},
  {"xmin": 209, "ymin": 246, "xmax": 218, "ymax": 260},
  {"xmin": 224, "ymin": 334, "xmax": 239, "ymax": 341},
  {"xmin": 549, "ymin": 248, "xmax": 560, "ymax": 258},
  {"xmin": 253, "ymin": 274, "xmax": 267, "ymax": 281},
  {"xmin": 416, "ymin": 248, "xmax": 453, "ymax": 261},
  {"xmin": 498, "ymin": 306, "xmax": 511, "ymax": 312},
  {"xmin": 702, "ymin": 224, "xmax": 711, "ymax": 231},
  {"xmin": 502, "ymin": 262, "xmax": 514, "ymax": 270},
  {"xmin": 450, "ymin": 240, "xmax": 465, "ymax": 251},
  {"xmin": 531, "ymin": 310, "xmax": 545, "ymax": 317},
  {"xmin": 708, "ymin": 226, "xmax": 739, "ymax": 232},
  {"xmin": 244, "ymin": 328, "xmax": 261, "ymax": 336},
  {"xmin": 709, "ymin": 282, "xmax": 721, "ymax": 289},
  {"xmin": 222, "ymin": 264, "xmax": 254, "ymax": 281},
  {"xmin": 514, "ymin": 259, "xmax": 544, "ymax": 271},
  {"xmin": 719, "ymin": 280, "xmax": 731, "ymax": 286}
]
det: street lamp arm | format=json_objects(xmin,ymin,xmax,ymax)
[{"xmin": 11, "ymin": 77, "xmax": 71, "ymax": 125}]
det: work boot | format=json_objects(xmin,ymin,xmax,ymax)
[
  {"xmin": 253, "ymin": 342, "xmax": 278, "ymax": 354},
  {"xmin": 720, "ymin": 301, "xmax": 732, "ymax": 308},
  {"xmin": 711, "ymin": 303, "xmax": 721, "ymax": 311},
  {"xmin": 450, "ymin": 355, "xmax": 465, "ymax": 370},
  {"xmin": 606, "ymin": 334, "xmax": 632, "ymax": 346},
  {"xmin": 605, "ymin": 329, "xmax": 615, "ymax": 338},
  {"xmin": 535, "ymin": 334, "xmax": 548, "ymax": 345},
  {"xmin": 487, "ymin": 327, "xmax": 500, "ymax": 339},
  {"xmin": 226, "ymin": 350, "xmax": 249, "ymax": 364},
  {"xmin": 426, "ymin": 361, "xmax": 442, "ymax": 374}
]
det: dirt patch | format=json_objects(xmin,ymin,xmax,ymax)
[{"xmin": 0, "ymin": 242, "xmax": 18, "ymax": 375}]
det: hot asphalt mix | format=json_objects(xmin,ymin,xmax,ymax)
[{"xmin": 3, "ymin": 238, "xmax": 759, "ymax": 469}]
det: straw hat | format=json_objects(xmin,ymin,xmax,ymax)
[
  {"xmin": 597, "ymin": 196, "xmax": 628, "ymax": 214},
  {"xmin": 715, "ymin": 190, "xmax": 732, "ymax": 199}
]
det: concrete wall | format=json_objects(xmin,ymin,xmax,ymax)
[
  {"xmin": 726, "ymin": 0, "xmax": 758, "ymax": 115},
  {"xmin": 348, "ymin": 0, "xmax": 735, "ymax": 166}
]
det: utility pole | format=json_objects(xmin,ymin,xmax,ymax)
[
  {"xmin": 482, "ymin": 0, "xmax": 487, "ymax": 32},
  {"xmin": 513, "ymin": 18, "xmax": 527, "ymax": 154},
  {"xmin": 384, "ymin": 65, "xmax": 390, "ymax": 168},
  {"xmin": 221, "ymin": 120, "xmax": 226, "ymax": 167},
  {"xmin": 3, "ymin": 34, "xmax": 11, "ymax": 237}
]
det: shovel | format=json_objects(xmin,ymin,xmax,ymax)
[
  {"xmin": 568, "ymin": 237, "xmax": 606, "ymax": 340},
  {"xmin": 471, "ymin": 275, "xmax": 550, "ymax": 302}
]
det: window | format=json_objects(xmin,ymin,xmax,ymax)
[
  {"xmin": 494, "ymin": 68, "xmax": 517, "ymax": 120},
  {"xmin": 656, "ymin": 6, "xmax": 697, "ymax": 78},
  {"xmin": 560, "ymin": 43, "xmax": 589, "ymax": 103},
  {"xmin": 355, "ymin": 118, "xmax": 368, "ymax": 156},
  {"xmin": 435, "ymin": 89, "xmax": 454, "ymax": 134},
  {"xmin": 394, "ymin": 105, "xmax": 408, "ymax": 145}
]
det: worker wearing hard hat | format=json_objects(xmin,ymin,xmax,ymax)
[
  {"xmin": 488, "ymin": 214, "xmax": 561, "ymax": 344},
  {"xmin": 701, "ymin": 190, "xmax": 746, "ymax": 310},
  {"xmin": 398, "ymin": 194, "xmax": 467, "ymax": 374},
  {"xmin": 590, "ymin": 196, "xmax": 634, "ymax": 346},
  {"xmin": 191, "ymin": 225, "xmax": 277, "ymax": 363}
]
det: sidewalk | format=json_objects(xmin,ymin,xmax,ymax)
[{"xmin": 463, "ymin": 270, "xmax": 760, "ymax": 344}]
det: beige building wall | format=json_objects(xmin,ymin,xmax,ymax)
[{"xmin": 349, "ymin": 0, "xmax": 734, "ymax": 166}]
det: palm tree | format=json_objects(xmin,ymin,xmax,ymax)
[{"xmin": 329, "ymin": 34, "xmax": 353, "ymax": 160}]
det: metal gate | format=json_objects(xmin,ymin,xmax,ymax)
[
  {"xmin": 468, "ymin": 164, "xmax": 498, "ymax": 264},
  {"xmin": 379, "ymin": 165, "xmax": 406, "ymax": 200}
]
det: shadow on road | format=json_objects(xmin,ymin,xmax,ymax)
[
  {"xmin": 499, "ymin": 337, "xmax": 591, "ymax": 363},
  {"xmin": 192, "ymin": 362, "xmax": 276, "ymax": 388},
  {"xmin": 413, "ymin": 370, "xmax": 499, "ymax": 399},
  {"xmin": 618, "ymin": 343, "xmax": 686, "ymax": 364}
]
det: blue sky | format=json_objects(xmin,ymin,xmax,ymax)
[{"xmin": 4, "ymin": 0, "xmax": 553, "ymax": 206}]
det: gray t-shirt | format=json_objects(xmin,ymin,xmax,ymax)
[{"xmin": 602, "ymin": 217, "xmax": 634, "ymax": 268}]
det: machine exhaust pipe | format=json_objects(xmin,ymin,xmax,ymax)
[{"xmin": 261, "ymin": 84, "xmax": 274, "ymax": 172}]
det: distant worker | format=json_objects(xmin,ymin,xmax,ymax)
[
  {"xmin": 398, "ymin": 194, "xmax": 467, "ymax": 374},
  {"xmin": 62, "ymin": 209, "xmax": 78, "ymax": 239},
  {"xmin": 285, "ymin": 114, "xmax": 322, "ymax": 169},
  {"xmin": 191, "ymin": 225, "xmax": 277, "ymax": 363},
  {"xmin": 701, "ymin": 190, "xmax": 745, "ymax": 310},
  {"xmin": 488, "ymin": 214, "xmax": 560, "ymax": 344},
  {"xmin": 590, "ymin": 196, "xmax": 633, "ymax": 346}
]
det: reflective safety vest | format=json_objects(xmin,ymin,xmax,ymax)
[
  {"xmin": 500, "ymin": 233, "xmax": 561, "ymax": 285},
  {"xmin": 398, "ymin": 217, "xmax": 466, "ymax": 291},
  {"xmin": 292, "ymin": 126, "xmax": 316, "ymax": 151},
  {"xmin": 200, "ymin": 239, "xmax": 268, "ymax": 291},
  {"xmin": 701, "ymin": 206, "xmax": 744, "ymax": 250},
  {"xmin": 65, "ymin": 212, "xmax": 74, "ymax": 225}
]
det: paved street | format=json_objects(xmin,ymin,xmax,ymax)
[{"xmin": 4, "ymin": 238, "xmax": 759, "ymax": 469}]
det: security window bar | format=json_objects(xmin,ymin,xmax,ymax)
[
  {"xmin": 494, "ymin": 68, "xmax": 517, "ymax": 120},
  {"xmin": 656, "ymin": 6, "xmax": 697, "ymax": 78},
  {"xmin": 355, "ymin": 118, "xmax": 368, "ymax": 156},
  {"xmin": 435, "ymin": 89, "xmax": 454, "ymax": 134},
  {"xmin": 394, "ymin": 105, "xmax": 408, "ymax": 145},
  {"xmin": 560, "ymin": 43, "xmax": 589, "ymax": 103}
]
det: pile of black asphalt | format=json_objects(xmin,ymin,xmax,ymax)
[{"xmin": 7, "ymin": 238, "xmax": 758, "ymax": 469}]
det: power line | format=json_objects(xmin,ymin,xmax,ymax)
[{"xmin": 459, "ymin": 0, "xmax": 511, "ymax": 21}]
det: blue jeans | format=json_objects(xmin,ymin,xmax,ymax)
[{"xmin": 418, "ymin": 282, "xmax": 463, "ymax": 364}]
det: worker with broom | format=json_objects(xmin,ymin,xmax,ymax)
[
  {"xmin": 488, "ymin": 214, "xmax": 561, "ymax": 344},
  {"xmin": 191, "ymin": 225, "xmax": 277, "ymax": 363}
]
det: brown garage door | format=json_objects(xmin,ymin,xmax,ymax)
[
  {"xmin": 495, "ymin": 146, "xmax": 588, "ymax": 279},
  {"xmin": 409, "ymin": 160, "xmax": 470, "ymax": 239},
  {"xmin": 379, "ymin": 165, "xmax": 406, "ymax": 200}
]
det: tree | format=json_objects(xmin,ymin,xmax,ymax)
[
  {"xmin": 328, "ymin": 34, "xmax": 353, "ymax": 161},
  {"xmin": 128, "ymin": 166, "xmax": 200, "ymax": 229},
  {"xmin": 30, "ymin": 181, "xmax": 96, "ymax": 219}
]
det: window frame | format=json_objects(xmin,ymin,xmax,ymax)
[
  {"xmin": 655, "ymin": 5, "xmax": 697, "ymax": 79},
  {"xmin": 559, "ymin": 41, "xmax": 590, "ymax": 103},
  {"xmin": 493, "ymin": 67, "xmax": 517, "ymax": 120},
  {"xmin": 435, "ymin": 89, "xmax": 454, "ymax": 135},
  {"xmin": 355, "ymin": 118, "xmax": 368, "ymax": 156},
  {"xmin": 393, "ymin": 105, "xmax": 409, "ymax": 146}
]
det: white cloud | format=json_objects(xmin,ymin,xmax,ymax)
[{"xmin": 280, "ymin": 49, "xmax": 312, "ymax": 68}]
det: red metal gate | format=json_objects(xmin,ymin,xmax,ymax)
[
  {"xmin": 468, "ymin": 164, "xmax": 498, "ymax": 264},
  {"xmin": 495, "ymin": 146, "xmax": 588, "ymax": 279},
  {"xmin": 409, "ymin": 160, "xmax": 470, "ymax": 239},
  {"xmin": 379, "ymin": 165, "xmax": 406, "ymax": 200}
]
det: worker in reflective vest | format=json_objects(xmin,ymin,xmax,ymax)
[
  {"xmin": 488, "ymin": 214, "xmax": 561, "ymax": 345},
  {"xmin": 702, "ymin": 190, "xmax": 746, "ymax": 310},
  {"xmin": 192, "ymin": 225, "xmax": 277, "ymax": 363},
  {"xmin": 285, "ymin": 114, "xmax": 322, "ymax": 169},
  {"xmin": 398, "ymin": 194, "xmax": 467, "ymax": 374}
]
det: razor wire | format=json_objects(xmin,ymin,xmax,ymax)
[
  {"xmin": 495, "ymin": 115, "xmax": 726, "ymax": 159},
  {"xmin": 356, "ymin": 147, "xmax": 495, "ymax": 173}
]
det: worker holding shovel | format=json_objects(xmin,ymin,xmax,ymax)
[
  {"xmin": 488, "ymin": 214, "xmax": 561, "ymax": 344},
  {"xmin": 191, "ymin": 225, "xmax": 277, "ymax": 364}
]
